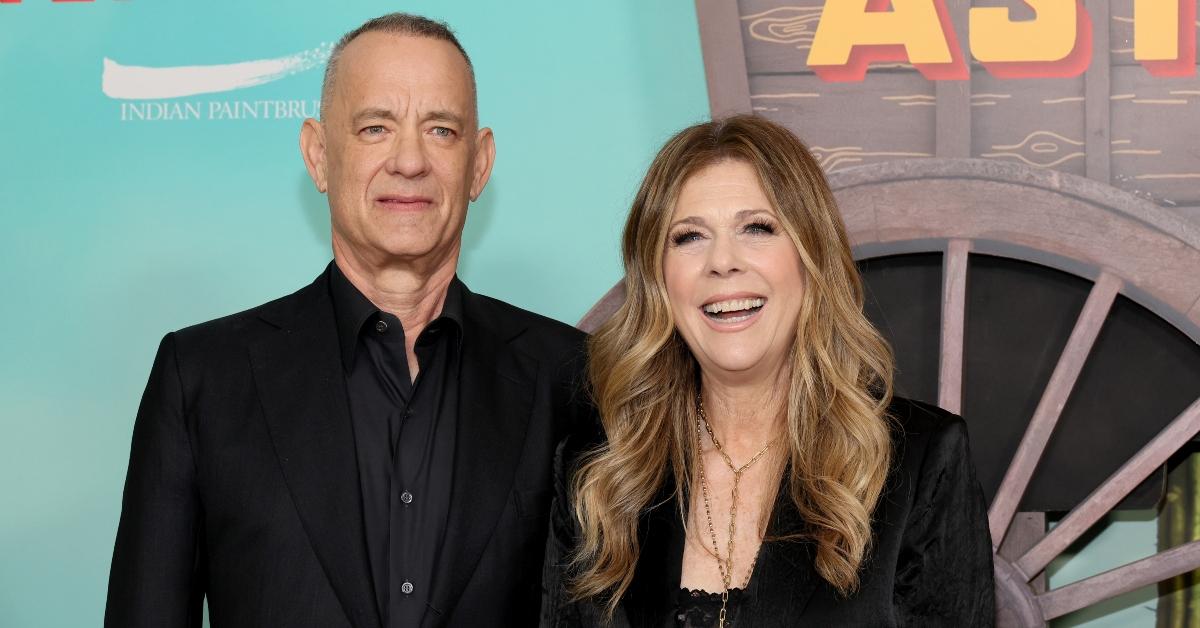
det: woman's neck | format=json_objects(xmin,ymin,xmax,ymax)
[{"xmin": 699, "ymin": 368, "xmax": 788, "ymax": 458}]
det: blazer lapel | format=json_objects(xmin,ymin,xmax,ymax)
[
  {"xmin": 427, "ymin": 288, "xmax": 538, "ymax": 620},
  {"xmin": 744, "ymin": 484, "xmax": 820, "ymax": 621},
  {"xmin": 623, "ymin": 483, "xmax": 683, "ymax": 628},
  {"xmin": 620, "ymin": 476, "xmax": 821, "ymax": 626},
  {"xmin": 249, "ymin": 274, "xmax": 382, "ymax": 628}
]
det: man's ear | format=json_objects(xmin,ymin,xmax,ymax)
[
  {"xmin": 299, "ymin": 118, "xmax": 328, "ymax": 193},
  {"xmin": 469, "ymin": 127, "xmax": 496, "ymax": 202}
]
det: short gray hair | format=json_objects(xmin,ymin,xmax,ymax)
[{"xmin": 320, "ymin": 12, "xmax": 476, "ymax": 121}]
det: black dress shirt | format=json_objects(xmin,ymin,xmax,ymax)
[{"xmin": 330, "ymin": 264, "xmax": 463, "ymax": 627}]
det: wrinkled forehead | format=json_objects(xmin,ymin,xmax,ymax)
[
  {"xmin": 671, "ymin": 160, "xmax": 774, "ymax": 221},
  {"xmin": 328, "ymin": 32, "xmax": 477, "ymax": 124}
]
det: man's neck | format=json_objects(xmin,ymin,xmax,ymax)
[{"xmin": 332, "ymin": 240, "xmax": 459, "ymax": 339}]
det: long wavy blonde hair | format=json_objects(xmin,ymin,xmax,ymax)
[{"xmin": 570, "ymin": 115, "xmax": 895, "ymax": 613}]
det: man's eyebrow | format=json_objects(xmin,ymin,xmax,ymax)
[
  {"xmin": 424, "ymin": 110, "xmax": 467, "ymax": 127},
  {"xmin": 350, "ymin": 108, "xmax": 397, "ymax": 127}
]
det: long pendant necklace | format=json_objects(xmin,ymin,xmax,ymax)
[{"xmin": 694, "ymin": 396, "xmax": 776, "ymax": 628}]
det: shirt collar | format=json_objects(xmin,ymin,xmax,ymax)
[{"xmin": 328, "ymin": 262, "xmax": 465, "ymax": 369}]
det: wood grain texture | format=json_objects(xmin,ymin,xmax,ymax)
[
  {"xmin": 1038, "ymin": 539, "xmax": 1200, "ymax": 620},
  {"xmin": 998, "ymin": 513, "xmax": 1048, "ymax": 594},
  {"xmin": 938, "ymin": 239, "xmax": 970, "ymax": 414},
  {"xmin": 696, "ymin": 0, "xmax": 754, "ymax": 117},
  {"xmin": 738, "ymin": 0, "xmax": 827, "ymax": 75},
  {"xmin": 748, "ymin": 73, "xmax": 935, "ymax": 173},
  {"xmin": 937, "ymin": 0, "xmax": 972, "ymax": 158},
  {"xmin": 1085, "ymin": 0, "xmax": 1113, "ymax": 183},
  {"xmin": 828, "ymin": 159, "xmax": 1200, "ymax": 342},
  {"xmin": 970, "ymin": 72, "xmax": 1087, "ymax": 177},
  {"xmin": 1110, "ymin": 67, "xmax": 1200, "ymax": 206}
]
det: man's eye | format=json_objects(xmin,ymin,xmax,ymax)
[
  {"xmin": 430, "ymin": 126, "xmax": 455, "ymax": 138},
  {"xmin": 361, "ymin": 125, "xmax": 386, "ymax": 135}
]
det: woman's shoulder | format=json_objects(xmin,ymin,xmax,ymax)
[
  {"xmin": 886, "ymin": 395, "xmax": 969, "ymax": 444},
  {"xmin": 884, "ymin": 395, "xmax": 975, "ymax": 477}
]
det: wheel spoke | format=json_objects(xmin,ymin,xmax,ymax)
[
  {"xmin": 1016, "ymin": 395, "xmax": 1200, "ymax": 578},
  {"xmin": 988, "ymin": 272, "xmax": 1122, "ymax": 547},
  {"xmin": 938, "ymin": 239, "xmax": 971, "ymax": 414},
  {"xmin": 1037, "ymin": 539, "xmax": 1200, "ymax": 620}
]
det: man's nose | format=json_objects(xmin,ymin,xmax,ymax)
[{"xmin": 385, "ymin": 130, "xmax": 431, "ymax": 178}]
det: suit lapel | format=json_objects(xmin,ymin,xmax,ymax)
[
  {"xmin": 249, "ymin": 275, "xmax": 382, "ymax": 628},
  {"xmin": 427, "ymin": 288, "xmax": 537, "ymax": 620}
]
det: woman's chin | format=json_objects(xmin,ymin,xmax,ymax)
[{"xmin": 696, "ymin": 352, "xmax": 783, "ymax": 382}]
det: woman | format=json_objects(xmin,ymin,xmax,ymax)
[{"xmin": 542, "ymin": 115, "xmax": 994, "ymax": 627}]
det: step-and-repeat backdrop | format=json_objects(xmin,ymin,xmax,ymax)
[{"xmin": 0, "ymin": 2, "xmax": 708, "ymax": 626}]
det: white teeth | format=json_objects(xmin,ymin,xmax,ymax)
[{"xmin": 702, "ymin": 297, "xmax": 765, "ymax": 314}]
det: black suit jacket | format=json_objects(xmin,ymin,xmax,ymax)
[
  {"xmin": 106, "ymin": 266, "xmax": 590, "ymax": 628},
  {"xmin": 542, "ymin": 397, "xmax": 996, "ymax": 627}
]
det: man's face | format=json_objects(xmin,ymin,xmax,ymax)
[{"xmin": 302, "ymin": 32, "xmax": 494, "ymax": 269}]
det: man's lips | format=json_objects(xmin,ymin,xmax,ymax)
[{"xmin": 375, "ymin": 195, "xmax": 434, "ymax": 210}]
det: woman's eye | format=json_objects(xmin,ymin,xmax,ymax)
[
  {"xmin": 671, "ymin": 230, "xmax": 703, "ymax": 246},
  {"xmin": 745, "ymin": 221, "xmax": 776, "ymax": 235}
]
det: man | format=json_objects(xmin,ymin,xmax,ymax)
[{"xmin": 105, "ymin": 13, "xmax": 589, "ymax": 627}]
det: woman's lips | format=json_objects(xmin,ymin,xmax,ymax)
[{"xmin": 698, "ymin": 297, "xmax": 766, "ymax": 331}]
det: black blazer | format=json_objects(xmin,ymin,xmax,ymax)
[
  {"xmin": 106, "ymin": 266, "xmax": 590, "ymax": 628},
  {"xmin": 542, "ymin": 397, "xmax": 995, "ymax": 627}
]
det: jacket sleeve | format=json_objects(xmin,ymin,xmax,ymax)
[
  {"xmin": 541, "ymin": 434, "xmax": 583, "ymax": 628},
  {"xmin": 105, "ymin": 333, "xmax": 205, "ymax": 628},
  {"xmin": 894, "ymin": 417, "xmax": 996, "ymax": 627}
]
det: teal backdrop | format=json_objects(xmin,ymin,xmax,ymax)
[{"xmin": 0, "ymin": 2, "xmax": 708, "ymax": 626}]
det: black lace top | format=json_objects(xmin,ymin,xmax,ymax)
[{"xmin": 675, "ymin": 587, "xmax": 745, "ymax": 627}]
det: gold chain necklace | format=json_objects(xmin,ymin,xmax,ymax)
[{"xmin": 694, "ymin": 396, "xmax": 776, "ymax": 628}]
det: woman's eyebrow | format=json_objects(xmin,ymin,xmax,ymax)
[
  {"xmin": 669, "ymin": 216, "xmax": 707, "ymax": 229},
  {"xmin": 735, "ymin": 208, "xmax": 774, "ymax": 220}
]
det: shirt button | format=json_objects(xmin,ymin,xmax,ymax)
[
  {"xmin": 400, "ymin": 491, "xmax": 413, "ymax": 504},
  {"xmin": 375, "ymin": 320, "xmax": 387, "ymax": 333},
  {"xmin": 401, "ymin": 581, "xmax": 414, "ymax": 595}
]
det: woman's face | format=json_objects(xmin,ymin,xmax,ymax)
[{"xmin": 663, "ymin": 160, "xmax": 806, "ymax": 385}]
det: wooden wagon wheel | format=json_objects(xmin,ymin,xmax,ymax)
[{"xmin": 577, "ymin": 158, "xmax": 1200, "ymax": 626}]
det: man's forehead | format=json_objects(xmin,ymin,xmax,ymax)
[
  {"xmin": 338, "ymin": 32, "xmax": 471, "ymax": 86},
  {"xmin": 330, "ymin": 32, "xmax": 475, "ymax": 118}
]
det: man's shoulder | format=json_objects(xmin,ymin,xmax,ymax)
[
  {"xmin": 169, "ymin": 275, "xmax": 322, "ymax": 352},
  {"xmin": 466, "ymin": 289, "xmax": 586, "ymax": 354}
]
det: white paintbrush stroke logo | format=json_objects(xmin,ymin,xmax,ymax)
[{"xmin": 102, "ymin": 43, "xmax": 331, "ymax": 100}]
